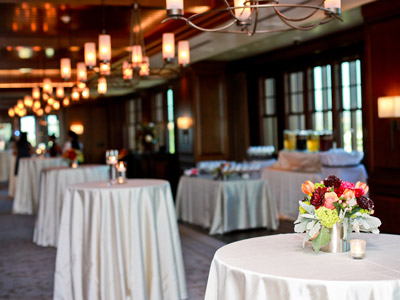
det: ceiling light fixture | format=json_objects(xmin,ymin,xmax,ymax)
[{"xmin": 163, "ymin": 0, "xmax": 341, "ymax": 36}]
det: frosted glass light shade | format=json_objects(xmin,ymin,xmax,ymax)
[
  {"xmin": 32, "ymin": 87, "xmax": 40, "ymax": 100},
  {"xmin": 43, "ymin": 78, "xmax": 52, "ymax": 95},
  {"xmin": 378, "ymin": 96, "xmax": 400, "ymax": 118},
  {"xmin": 139, "ymin": 56, "xmax": 150, "ymax": 76},
  {"xmin": 234, "ymin": 0, "xmax": 252, "ymax": 21},
  {"xmin": 98, "ymin": 77, "xmax": 107, "ymax": 95},
  {"xmin": 131, "ymin": 45, "xmax": 142, "ymax": 68},
  {"xmin": 162, "ymin": 33, "xmax": 175, "ymax": 62},
  {"xmin": 77, "ymin": 62, "xmax": 87, "ymax": 82},
  {"xmin": 178, "ymin": 40, "xmax": 190, "ymax": 66},
  {"xmin": 84, "ymin": 42, "xmax": 96, "ymax": 68},
  {"xmin": 60, "ymin": 58, "xmax": 71, "ymax": 80},
  {"xmin": 98, "ymin": 34, "xmax": 111, "ymax": 62},
  {"xmin": 56, "ymin": 86, "xmax": 64, "ymax": 98}
]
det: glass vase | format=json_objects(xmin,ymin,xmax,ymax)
[{"xmin": 321, "ymin": 222, "xmax": 350, "ymax": 253}]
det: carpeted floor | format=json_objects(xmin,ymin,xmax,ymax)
[{"xmin": 0, "ymin": 181, "xmax": 292, "ymax": 300}]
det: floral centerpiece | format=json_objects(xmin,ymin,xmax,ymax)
[
  {"xmin": 62, "ymin": 148, "xmax": 84, "ymax": 166},
  {"xmin": 294, "ymin": 175, "xmax": 381, "ymax": 252}
]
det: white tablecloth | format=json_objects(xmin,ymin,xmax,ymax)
[
  {"xmin": 54, "ymin": 179, "xmax": 187, "ymax": 300},
  {"xmin": 0, "ymin": 150, "xmax": 11, "ymax": 181},
  {"xmin": 205, "ymin": 233, "xmax": 400, "ymax": 300},
  {"xmin": 8, "ymin": 155, "xmax": 16, "ymax": 197},
  {"xmin": 12, "ymin": 157, "xmax": 66, "ymax": 215},
  {"xmin": 33, "ymin": 165, "xmax": 109, "ymax": 247},
  {"xmin": 175, "ymin": 176, "xmax": 279, "ymax": 235},
  {"xmin": 262, "ymin": 168, "xmax": 322, "ymax": 220}
]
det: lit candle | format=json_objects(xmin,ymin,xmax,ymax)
[
  {"xmin": 350, "ymin": 239, "xmax": 366, "ymax": 259},
  {"xmin": 117, "ymin": 161, "xmax": 126, "ymax": 172},
  {"xmin": 107, "ymin": 155, "xmax": 117, "ymax": 165}
]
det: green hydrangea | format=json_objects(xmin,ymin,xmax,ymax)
[
  {"xmin": 299, "ymin": 200, "xmax": 310, "ymax": 214},
  {"xmin": 315, "ymin": 206, "xmax": 339, "ymax": 228}
]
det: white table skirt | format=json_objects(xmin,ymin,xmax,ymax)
[
  {"xmin": 33, "ymin": 165, "xmax": 109, "ymax": 247},
  {"xmin": 205, "ymin": 233, "xmax": 400, "ymax": 300},
  {"xmin": 54, "ymin": 179, "xmax": 187, "ymax": 300},
  {"xmin": 321, "ymin": 164, "xmax": 368, "ymax": 183},
  {"xmin": 0, "ymin": 150, "xmax": 11, "ymax": 181},
  {"xmin": 261, "ymin": 168, "xmax": 322, "ymax": 220},
  {"xmin": 175, "ymin": 176, "xmax": 279, "ymax": 235},
  {"xmin": 12, "ymin": 157, "xmax": 66, "ymax": 215},
  {"xmin": 8, "ymin": 155, "xmax": 16, "ymax": 197}
]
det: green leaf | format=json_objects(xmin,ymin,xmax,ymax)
[{"xmin": 312, "ymin": 226, "xmax": 331, "ymax": 252}]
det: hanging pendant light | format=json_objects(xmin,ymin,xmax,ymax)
[
  {"xmin": 139, "ymin": 56, "xmax": 150, "ymax": 77},
  {"xmin": 77, "ymin": 62, "xmax": 87, "ymax": 82},
  {"xmin": 44, "ymin": 105, "xmax": 52, "ymax": 114},
  {"xmin": 77, "ymin": 82, "xmax": 86, "ymax": 90},
  {"xmin": 53, "ymin": 101, "xmax": 60, "ymax": 110},
  {"xmin": 233, "ymin": 0, "xmax": 252, "ymax": 26},
  {"xmin": 33, "ymin": 100, "xmax": 41, "ymax": 111},
  {"xmin": 8, "ymin": 108, "xmax": 15, "ymax": 118},
  {"xmin": 32, "ymin": 87, "xmax": 40, "ymax": 100},
  {"xmin": 99, "ymin": 62, "xmax": 111, "ymax": 76},
  {"xmin": 60, "ymin": 58, "xmax": 72, "ymax": 80},
  {"xmin": 98, "ymin": 77, "xmax": 107, "ymax": 95},
  {"xmin": 71, "ymin": 88, "xmax": 80, "ymax": 101},
  {"xmin": 48, "ymin": 97, "xmax": 55, "ymax": 105},
  {"xmin": 178, "ymin": 40, "xmax": 190, "ymax": 66},
  {"xmin": 56, "ymin": 86, "xmax": 64, "ymax": 98},
  {"xmin": 82, "ymin": 87, "xmax": 90, "ymax": 99},
  {"xmin": 24, "ymin": 95, "xmax": 33, "ymax": 107},
  {"xmin": 162, "ymin": 33, "xmax": 175, "ymax": 62},
  {"xmin": 36, "ymin": 108, "xmax": 44, "ymax": 116},
  {"xmin": 98, "ymin": 34, "xmax": 111, "ymax": 62},
  {"xmin": 63, "ymin": 97, "xmax": 70, "ymax": 107},
  {"xmin": 84, "ymin": 42, "xmax": 96, "ymax": 69},
  {"xmin": 17, "ymin": 99, "xmax": 24, "ymax": 109},
  {"xmin": 123, "ymin": 61, "xmax": 133, "ymax": 80},
  {"xmin": 131, "ymin": 45, "xmax": 142, "ymax": 69},
  {"xmin": 166, "ymin": 0, "xmax": 183, "ymax": 16},
  {"xmin": 43, "ymin": 78, "xmax": 52, "ymax": 95}
]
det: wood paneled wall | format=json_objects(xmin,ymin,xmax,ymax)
[{"xmin": 362, "ymin": 1, "xmax": 400, "ymax": 234}]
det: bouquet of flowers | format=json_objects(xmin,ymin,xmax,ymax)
[
  {"xmin": 62, "ymin": 148, "xmax": 84, "ymax": 164},
  {"xmin": 294, "ymin": 175, "xmax": 381, "ymax": 252}
]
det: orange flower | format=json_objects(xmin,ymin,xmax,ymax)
[
  {"xmin": 324, "ymin": 191, "xmax": 339, "ymax": 210},
  {"xmin": 355, "ymin": 181, "xmax": 369, "ymax": 195},
  {"xmin": 301, "ymin": 180, "xmax": 315, "ymax": 195},
  {"xmin": 341, "ymin": 188, "xmax": 355, "ymax": 201}
]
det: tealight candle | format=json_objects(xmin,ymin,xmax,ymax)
[
  {"xmin": 117, "ymin": 161, "xmax": 126, "ymax": 172},
  {"xmin": 350, "ymin": 239, "xmax": 366, "ymax": 259},
  {"xmin": 116, "ymin": 161, "xmax": 127, "ymax": 184},
  {"xmin": 107, "ymin": 155, "xmax": 117, "ymax": 165}
]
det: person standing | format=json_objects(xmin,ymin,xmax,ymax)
[
  {"xmin": 48, "ymin": 134, "xmax": 62, "ymax": 157},
  {"xmin": 14, "ymin": 132, "xmax": 32, "ymax": 175}
]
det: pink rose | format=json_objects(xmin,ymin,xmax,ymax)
[
  {"xmin": 355, "ymin": 181, "xmax": 369, "ymax": 195},
  {"xmin": 301, "ymin": 180, "xmax": 315, "ymax": 195},
  {"xmin": 341, "ymin": 189, "xmax": 355, "ymax": 201},
  {"xmin": 341, "ymin": 181, "xmax": 355, "ymax": 189},
  {"xmin": 324, "ymin": 191, "xmax": 339, "ymax": 210}
]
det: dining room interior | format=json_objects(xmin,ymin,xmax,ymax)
[{"xmin": 0, "ymin": 0, "xmax": 399, "ymax": 299}]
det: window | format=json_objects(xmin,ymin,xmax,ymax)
[
  {"xmin": 0, "ymin": 123, "xmax": 12, "ymax": 150},
  {"xmin": 20, "ymin": 116, "xmax": 36, "ymax": 147},
  {"xmin": 312, "ymin": 65, "xmax": 333, "ymax": 131},
  {"xmin": 127, "ymin": 98, "xmax": 142, "ymax": 150},
  {"xmin": 167, "ymin": 89, "xmax": 175, "ymax": 154},
  {"xmin": 153, "ymin": 92, "xmax": 165, "ymax": 149},
  {"xmin": 47, "ymin": 115, "xmax": 60, "ymax": 138},
  {"xmin": 285, "ymin": 71, "xmax": 305, "ymax": 130},
  {"xmin": 340, "ymin": 60, "xmax": 363, "ymax": 152},
  {"xmin": 261, "ymin": 78, "xmax": 278, "ymax": 150}
]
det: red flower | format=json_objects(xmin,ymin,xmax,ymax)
[
  {"xmin": 354, "ymin": 188, "xmax": 364, "ymax": 198},
  {"xmin": 335, "ymin": 186, "xmax": 346, "ymax": 197},
  {"xmin": 310, "ymin": 187, "xmax": 327, "ymax": 209}
]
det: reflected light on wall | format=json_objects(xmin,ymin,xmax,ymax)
[
  {"xmin": 70, "ymin": 123, "xmax": 84, "ymax": 135},
  {"xmin": 177, "ymin": 116, "xmax": 193, "ymax": 130}
]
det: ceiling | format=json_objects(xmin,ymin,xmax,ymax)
[{"xmin": 0, "ymin": 0, "xmax": 375, "ymax": 111}]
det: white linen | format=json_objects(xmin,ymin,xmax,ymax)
[
  {"xmin": 12, "ymin": 157, "xmax": 66, "ymax": 215},
  {"xmin": 33, "ymin": 165, "xmax": 108, "ymax": 247},
  {"xmin": 54, "ymin": 179, "xmax": 187, "ymax": 300},
  {"xmin": 262, "ymin": 168, "xmax": 322, "ymax": 220},
  {"xmin": 205, "ymin": 233, "xmax": 400, "ymax": 300},
  {"xmin": 271, "ymin": 150, "xmax": 321, "ymax": 172},
  {"xmin": 175, "ymin": 176, "xmax": 279, "ymax": 235},
  {"xmin": 0, "ymin": 150, "xmax": 11, "ymax": 181},
  {"xmin": 321, "ymin": 164, "xmax": 368, "ymax": 184},
  {"xmin": 8, "ymin": 155, "xmax": 16, "ymax": 197},
  {"xmin": 320, "ymin": 149, "xmax": 364, "ymax": 166}
]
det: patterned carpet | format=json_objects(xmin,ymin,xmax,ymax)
[{"xmin": 0, "ymin": 184, "xmax": 225, "ymax": 300}]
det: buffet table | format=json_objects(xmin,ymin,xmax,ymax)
[
  {"xmin": 175, "ymin": 176, "xmax": 279, "ymax": 235},
  {"xmin": 54, "ymin": 179, "xmax": 187, "ymax": 300},
  {"xmin": 262, "ymin": 150, "xmax": 368, "ymax": 220},
  {"xmin": 33, "ymin": 165, "xmax": 108, "ymax": 247},
  {"xmin": 0, "ymin": 150, "xmax": 11, "ymax": 181},
  {"xmin": 204, "ymin": 233, "xmax": 400, "ymax": 300},
  {"xmin": 12, "ymin": 157, "xmax": 66, "ymax": 215}
]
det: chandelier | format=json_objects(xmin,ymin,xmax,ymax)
[{"xmin": 164, "ymin": 0, "xmax": 342, "ymax": 36}]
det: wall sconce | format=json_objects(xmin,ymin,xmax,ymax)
[
  {"xmin": 70, "ymin": 123, "xmax": 84, "ymax": 135},
  {"xmin": 177, "ymin": 116, "xmax": 193, "ymax": 130},
  {"xmin": 377, "ymin": 96, "xmax": 400, "ymax": 149}
]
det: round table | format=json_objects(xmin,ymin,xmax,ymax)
[
  {"xmin": 204, "ymin": 233, "xmax": 400, "ymax": 300},
  {"xmin": 33, "ymin": 165, "xmax": 108, "ymax": 247},
  {"xmin": 54, "ymin": 179, "xmax": 187, "ymax": 300},
  {"xmin": 12, "ymin": 157, "xmax": 66, "ymax": 215}
]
